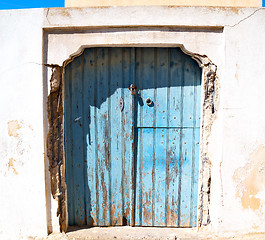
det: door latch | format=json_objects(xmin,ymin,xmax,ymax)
[
  {"xmin": 119, "ymin": 97, "xmax": 124, "ymax": 112},
  {"xmin": 128, "ymin": 84, "xmax": 138, "ymax": 95}
]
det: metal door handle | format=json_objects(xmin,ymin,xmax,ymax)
[
  {"xmin": 146, "ymin": 97, "xmax": 153, "ymax": 106},
  {"xmin": 128, "ymin": 84, "xmax": 137, "ymax": 95}
]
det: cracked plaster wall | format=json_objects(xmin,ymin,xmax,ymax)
[
  {"xmin": 1, "ymin": 6, "xmax": 265, "ymax": 240},
  {"xmin": 214, "ymin": 8, "xmax": 265, "ymax": 233}
]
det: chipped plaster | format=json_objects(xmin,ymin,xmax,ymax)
[
  {"xmin": 8, "ymin": 120, "xmax": 21, "ymax": 138},
  {"xmin": 234, "ymin": 146, "xmax": 265, "ymax": 211}
]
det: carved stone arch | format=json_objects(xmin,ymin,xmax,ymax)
[{"xmin": 47, "ymin": 44, "xmax": 218, "ymax": 231}]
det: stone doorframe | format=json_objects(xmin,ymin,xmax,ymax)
[{"xmin": 44, "ymin": 26, "xmax": 220, "ymax": 233}]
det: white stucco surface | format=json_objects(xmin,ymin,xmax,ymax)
[
  {"xmin": 1, "ymin": 6, "xmax": 265, "ymax": 239},
  {"xmin": 0, "ymin": 9, "xmax": 47, "ymax": 240},
  {"xmin": 218, "ymin": 9, "xmax": 265, "ymax": 232}
]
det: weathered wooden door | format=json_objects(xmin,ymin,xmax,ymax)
[{"xmin": 64, "ymin": 47, "xmax": 201, "ymax": 227}]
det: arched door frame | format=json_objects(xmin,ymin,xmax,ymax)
[{"xmin": 46, "ymin": 42, "xmax": 218, "ymax": 232}]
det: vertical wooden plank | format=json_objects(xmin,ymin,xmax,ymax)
[
  {"xmin": 107, "ymin": 48, "xmax": 112, "ymax": 227},
  {"xmin": 135, "ymin": 127, "xmax": 142, "ymax": 226},
  {"xmin": 179, "ymin": 128, "xmax": 193, "ymax": 227},
  {"xmin": 164, "ymin": 48, "xmax": 171, "ymax": 227},
  {"xmin": 169, "ymin": 48, "xmax": 183, "ymax": 128},
  {"xmin": 93, "ymin": 48, "xmax": 100, "ymax": 226},
  {"xmin": 191, "ymin": 63, "xmax": 201, "ymax": 226},
  {"xmin": 109, "ymin": 48, "xmax": 123, "ymax": 225},
  {"xmin": 195, "ymin": 63, "xmax": 202, "ymax": 127},
  {"xmin": 155, "ymin": 48, "xmax": 168, "ymax": 127},
  {"xmin": 135, "ymin": 48, "xmax": 155, "ymax": 226},
  {"xmin": 64, "ymin": 64, "xmax": 74, "ymax": 225},
  {"xmin": 123, "ymin": 47, "xmax": 134, "ymax": 225},
  {"xmin": 182, "ymin": 55, "xmax": 195, "ymax": 128},
  {"xmin": 96, "ymin": 47, "xmax": 111, "ymax": 226},
  {"xmin": 139, "ymin": 48, "xmax": 155, "ymax": 128},
  {"xmin": 191, "ymin": 128, "xmax": 200, "ymax": 226},
  {"xmin": 154, "ymin": 128, "xmax": 167, "ymax": 226},
  {"xmin": 151, "ymin": 48, "xmax": 157, "ymax": 227},
  {"xmin": 140, "ymin": 128, "xmax": 154, "ymax": 226},
  {"xmin": 153, "ymin": 48, "xmax": 168, "ymax": 226},
  {"xmin": 139, "ymin": 48, "xmax": 155, "ymax": 226},
  {"xmin": 135, "ymin": 48, "xmax": 143, "ymax": 129},
  {"xmin": 166, "ymin": 128, "xmax": 181, "ymax": 227},
  {"xmin": 83, "ymin": 48, "xmax": 97, "ymax": 226},
  {"xmin": 134, "ymin": 47, "xmax": 141, "ymax": 226},
  {"xmin": 166, "ymin": 48, "xmax": 182, "ymax": 227},
  {"xmin": 71, "ymin": 54, "xmax": 86, "ymax": 226}
]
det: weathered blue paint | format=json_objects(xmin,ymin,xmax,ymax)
[
  {"xmin": 64, "ymin": 47, "xmax": 201, "ymax": 227},
  {"xmin": 133, "ymin": 48, "xmax": 201, "ymax": 227}
]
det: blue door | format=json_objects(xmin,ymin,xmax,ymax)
[{"xmin": 64, "ymin": 47, "xmax": 201, "ymax": 227}]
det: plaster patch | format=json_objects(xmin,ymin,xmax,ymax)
[
  {"xmin": 8, "ymin": 120, "xmax": 21, "ymax": 138},
  {"xmin": 234, "ymin": 145, "xmax": 265, "ymax": 211},
  {"xmin": 8, "ymin": 158, "xmax": 18, "ymax": 175},
  {"xmin": 2, "ymin": 121, "xmax": 34, "ymax": 176}
]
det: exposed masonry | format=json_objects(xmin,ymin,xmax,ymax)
[
  {"xmin": 46, "ymin": 47, "xmax": 218, "ymax": 231},
  {"xmin": 198, "ymin": 57, "xmax": 218, "ymax": 226},
  {"xmin": 47, "ymin": 65, "xmax": 67, "ymax": 232}
]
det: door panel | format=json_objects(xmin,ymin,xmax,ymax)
[
  {"xmin": 64, "ymin": 47, "xmax": 201, "ymax": 227},
  {"xmin": 65, "ymin": 48, "xmax": 135, "ymax": 226},
  {"xmin": 134, "ymin": 47, "xmax": 201, "ymax": 227}
]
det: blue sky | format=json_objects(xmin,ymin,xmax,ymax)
[{"xmin": 0, "ymin": 0, "xmax": 64, "ymax": 9}]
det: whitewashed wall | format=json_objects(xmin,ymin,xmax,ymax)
[
  {"xmin": 0, "ymin": 6, "xmax": 265, "ymax": 239},
  {"xmin": 0, "ymin": 9, "xmax": 47, "ymax": 240},
  {"xmin": 217, "ymin": 8, "xmax": 265, "ymax": 232}
]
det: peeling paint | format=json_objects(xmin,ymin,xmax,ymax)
[
  {"xmin": 234, "ymin": 145, "xmax": 265, "ymax": 211},
  {"xmin": 193, "ymin": 54, "xmax": 219, "ymax": 227},
  {"xmin": 8, "ymin": 158, "xmax": 18, "ymax": 175},
  {"xmin": 8, "ymin": 120, "xmax": 21, "ymax": 138},
  {"xmin": 46, "ymin": 65, "xmax": 67, "ymax": 232}
]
